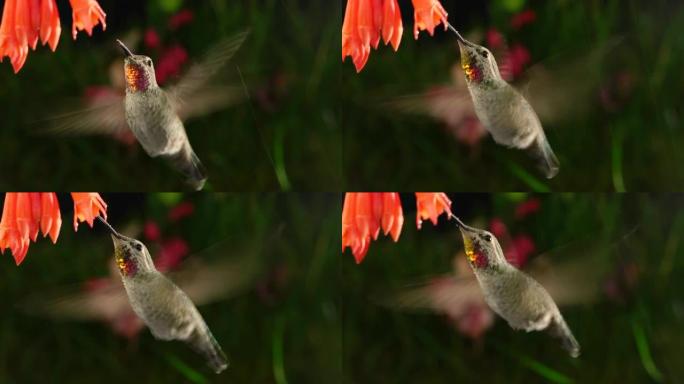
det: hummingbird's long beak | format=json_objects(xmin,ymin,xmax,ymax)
[
  {"xmin": 116, "ymin": 39, "xmax": 134, "ymax": 57},
  {"xmin": 446, "ymin": 23, "xmax": 476, "ymax": 48},
  {"xmin": 96, "ymin": 216, "xmax": 126, "ymax": 241},
  {"xmin": 453, "ymin": 216, "xmax": 478, "ymax": 233}
]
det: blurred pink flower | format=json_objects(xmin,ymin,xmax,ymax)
[
  {"xmin": 112, "ymin": 312, "xmax": 145, "ymax": 340},
  {"xmin": 514, "ymin": 198, "xmax": 541, "ymax": 219},
  {"xmin": 489, "ymin": 217, "xmax": 507, "ymax": 238},
  {"xmin": 486, "ymin": 28, "xmax": 504, "ymax": 49},
  {"xmin": 168, "ymin": 201, "xmax": 195, "ymax": 222},
  {"xmin": 453, "ymin": 116, "xmax": 487, "ymax": 147},
  {"xmin": 505, "ymin": 235, "xmax": 535, "ymax": 267},
  {"xmin": 155, "ymin": 44, "xmax": 188, "ymax": 85},
  {"xmin": 454, "ymin": 302, "xmax": 495, "ymax": 340},
  {"xmin": 168, "ymin": 9, "xmax": 194, "ymax": 30},
  {"xmin": 510, "ymin": 9, "xmax": 536, "ymax": 29},
  {"xmin": 603, "ymin": 259, "xmax": 640, "ymax": 304},
  {"xmin": 256, "ymin": 263, "xmax": 290, "ymax": 306},
  {"xmin": 155, "ymin": 237, "xmax": 189, "ymax": 272},
  {"xmin": 488, "ymin": 218, "xmax": 535, "ymax": 267},
  {"xmin": 499, "ymin": 43, "xmax": 531, "ymax": 81},
  {"xmin": 83, "ymin": 85, "xmax": 119, "ymax": 104},
  {"xmin": 143, "ymin": 220, "xmax": 161, "ymax": 241},
  {"xmin": 599, "ymin": 70, "xmax": 636, "ymax": 112},
  {"xmin": 143, "ymin": 28, "xmax": 160, "ymax": 49}
]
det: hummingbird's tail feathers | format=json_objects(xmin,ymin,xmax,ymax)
[
  {"xmin": 188, "ymin": 325, "xmax": 228, "ymax": 374},
  {"xmin": 528, "ymin": 133, "xmax": 560, "ymax": 179},
  {"xmin": 166, "ymin": 144, "xmax": 208, "ymax": 191},
  {"xmin": 549, "ymin": 316, "xmax": 580, "ymax": 358}
]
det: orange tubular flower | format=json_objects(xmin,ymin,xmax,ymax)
[
  {"xmin": 1, "ymin": 193, "xmax": 106, "ymax": 265},
  {"xmin": 343, "ymin": 192, "xmax": 453, "ymax": 263},
  {"xmin": 0, "ymin": 0, "xmax": 105, "ymax": 73},
  {"xmin": 411, "ymin": 0, "xmax": 448, "ymax": 39},
  {"xmin": 343, "ymin": 0, "xmax": 447, "ymax": 72},
  {"xmin": 415, "ymin": 192, "xmax": 453, "ymax": 229},
  {"xmin": 71, "ymin": 192, "xmax": 107, "ymax": 231},
  {"xmin": 342, "ymin": 0, "xmax": 403, "ymax": 73},
  {"xmin": 69, "ymin": 0, "xmax": 106, "ymax": 40},
  {"xmin": 342, "ymin": 193, "xmax": 403, "ymax": 264}
]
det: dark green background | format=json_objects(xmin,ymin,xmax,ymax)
[
  {"xmin": 0, "ymin": 0, "xmax": 341, "ymax": 191},
  {"xmin": 0, "ymin": 193, "xmax": 341, "ymax": 383},
  {"xmin": 344, "ymin": 193, "xmax": 683, "ymax": 383},
  {"xmin": 342, "ymin": 0, "xmax": 684, "ymax": 191}
]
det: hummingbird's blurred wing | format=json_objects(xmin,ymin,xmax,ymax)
[
  {"xmin": 40, "ymin": 96, "xmax": 128, "ymax": 136},
  {"xmin": 515, "ymin": 37, "xmax": 623, "ymax": 124},
  {"xmin": 382, "ymin": 85, "xmax": 475, "ymax": 127},
  {"xmin": 167, "ymin": 224, "xmax": 283, "ymax": 305},
  {"xmin": 376, "ymin": 274, "xmax": 484, "ymax": 314},
  {"xmin": 524, "ymin": 256, "xmax": 604, "ymax": 306},
  {"xmin": 168, "ymin": 256, "xmax": 263, "ymax": 306},
  {"xmin": 524, "ymin": 224, "xmax": 640, "ymax": 306},
  {"xmin": 168, "ymin": 31, "xmax": 250, "ymax": 121},
  {"xmin": 19, "ymin": 280, "xmax": 131, "ymax": 321}
]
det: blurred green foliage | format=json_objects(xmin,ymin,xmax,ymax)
[
  {"xmin": 343, "ymin": 194, "xmax": 684, "ymax": 383},
  {"xmin": 0, "ymin": 193, "xmax": 341, "ymax": 383},
  {"xmin": 343, "ymin": 0, "xmax": 684, "ymax": 191},
  {"xmin": 0, "ymin": 1, "xmax": 342, "ymax": 191}
]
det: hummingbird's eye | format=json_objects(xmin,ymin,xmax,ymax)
[
  {"xmin": 145, "ymin": 59, "xmax": 152, "ymax": 67},
  {"xmin": 482, "ymin": 234, "xmax": 492, "ymax": 242},
  {"xmin": 480, "ymin": 50, "xmax": 489, "ymax": 58},
  {"xmin": 134, "ymin": 242, "xmax": 143, "ymax": 251}
]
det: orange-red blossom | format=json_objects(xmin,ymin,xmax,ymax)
[
  {"xmin": 342, "ymin": 0, "xmax": 448, "ymax": 72},
  {"xmin": 0, "ymin": 0, "xmax": 106, "ymax": 73},
  {"xmin": 0, "ymin": 193, "xmax": 107, "ymax": 265},
  {"xmin": 342, "ymin": 192, "xmax": 452, "ymax": 263}
]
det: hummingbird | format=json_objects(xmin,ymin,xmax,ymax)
[
  {"xmin": 44, "ymin": 32, "xmax": 249, "ymax": 190},
  {"xmin": 452, "ymin": 216, "xmax": 580, "ymax": 357},
  {"xmin": 447, "ymin": 25, "xmax": 560, "ymax": 179},
  {"xmin": 97, "ymin": 217, "xmax": 229, "ymax": 373}
]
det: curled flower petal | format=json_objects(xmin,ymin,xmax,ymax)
[
  {"xmin": 370, "ymin": 0, "xmax": 383, "ymax": 49},
  {"xmin": 71, "ymin": 192, "xmax": 106, "ymax": 231},
  {"xmin": 69, "ymin": 0, "xmax": 106, "ymax": 40},
  {"xmin": 40, "ymin": 0, "xmax": 61, "ymax": 51},
  {"xmin": 71, "ymin": 192, "xmax": 107, "ymax": 231},
  {"xmin": 0, "ymin": 0, "xmax": 29, "ymax": 73},
  {"xmin": 14, "ymin": 0, "xmax": 30, "ymax": 51},
  {"xmin": 342, "ymin": 193, "xmax": 361, "ymax": 258},
  {"xmin": 382, "ymin": 0, "xmax": 403, "ymax": 51},
  {"xmin": 28, "ymin": 192, "xmax": 42, "ymax": 242},
  {"xmin": 15, "ymin": 193, "xmax": 32, "ymax": 242},
  {"xmin": 415, "ymin": 192, "xmax": 452, "ymax": 229},
  {"xmin": 0, "ymin": 193, "xmax": 29, "ymax": 264},
  {"xmin": 384, "ymin": 192, "xmax": 403, "ymax": 241},
  {"xmin": 40, "ymin": 192, "xmax": 61, "ymax": 243},
  {"xmin": 342, "ymin": 0, "xmax": 368, "ymax": 73},
  {"xmin": 27, "ymin": 0, "xmax": 40, "ymax": 50},
  {"xmin": 411, "ymin": 0, "xmax": 448, "ymax": 39}
]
